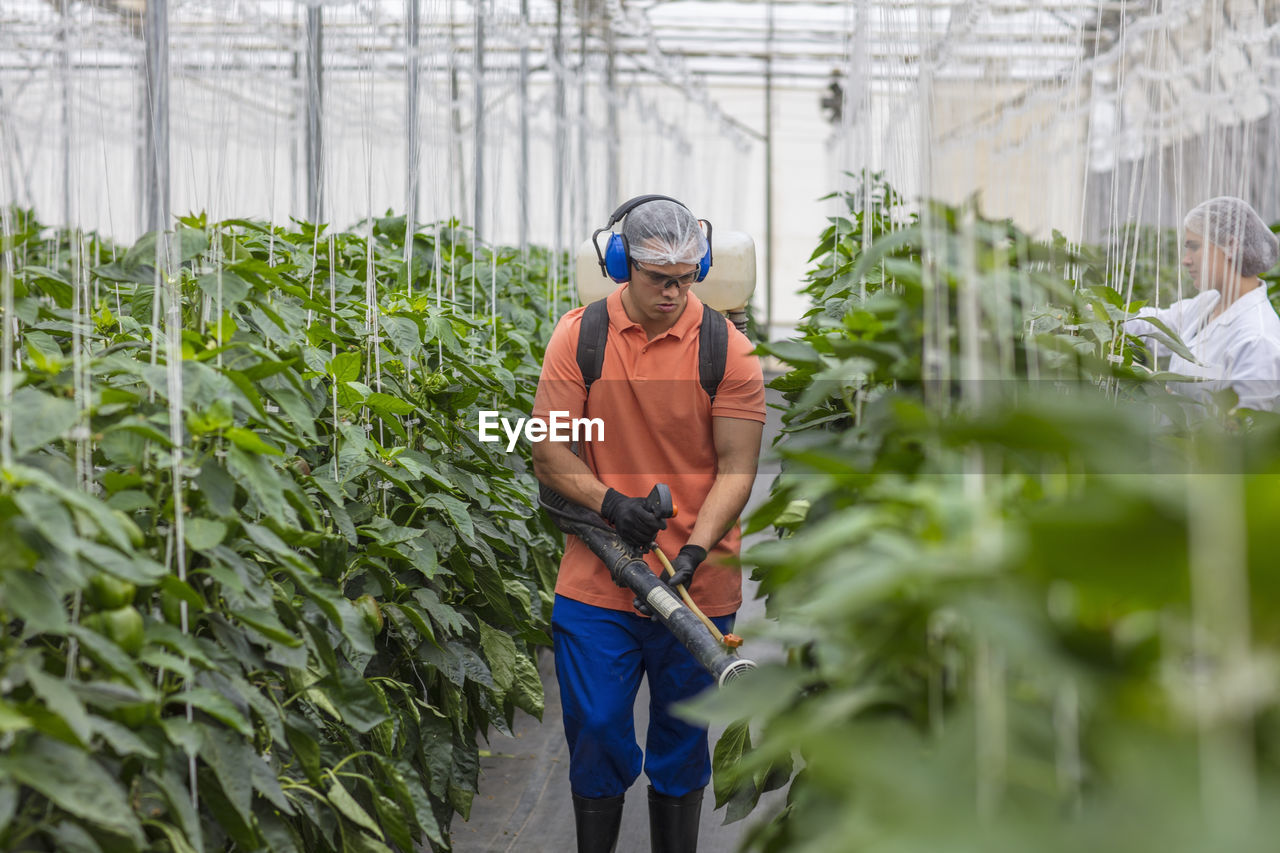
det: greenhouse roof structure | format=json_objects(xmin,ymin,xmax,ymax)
[
  {"xmin": 4, "ymin": 1, "xmax": 1272, "ymax": 160},
  {"xmin": 5, "ymin": 0, "xmax": 1280, "ymax": 311},
  {"xmin": 2, "ymin": 0, "xmax": 1108, "ymax": 87}
]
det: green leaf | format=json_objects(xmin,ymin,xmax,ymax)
[
  {"xmin": 24, "ymin": 330, "xmax": 66, "ymax": 371},
  {"xmin": 130, "ymin": 281, "xmax": 156, "ymax": 320},
  {"xmin": 327, "ymin": 779, "xmax": 385, "ymax": 840},
  {"xmin": 250, "ymin": 751, "xmax": 295, "ymax": 815},
  {"xmin": 365, "ymin": 391, "xmax": 415, "ymax": 416},
  {"xmin": 222, "ymin": 368, "xmax": 269, "ymax": 420},
  {"xmin": 184, "ymin": 517, "xmax": 228, "ymax": 551},
  {"xmin": 774, "ymin": 498, "xmax": 811, "ymax": 526},
  {"xmin": 104, "ymin": 490, "xmax": 154, "ymax": 512},
  {"xmin": 1131, "ymin": 314, "xmax": 1199, "ymax": 364},
  {"xmin": 1, "ymin": 569, "xmax": 68, "ymax": 634},
  {"xmin": 24, "ymin": 665, "xmax": 92, "ymax": 746},
  {"xmin": 166, "ymin": 688, "xmax": 252, "ymax": 735},
  {"xmin": 759, "ymin": 339, "xmax": 822, "ymax": 367},
  {"xmin": 712, "ymin": 719, "xmax": 761, "ymax": 823},
  {"xmin": 263, "ymin": 386, "xmax": 319, "ymax": 442},
  {"xmin": 0, "ymin": 781, "xmax": 17, "ymax": 836},
  {"xmin": 67, "ymin": 625, "xmax": 151, "ymax": 692},
  {"xmin": 383, "ymin": 601, "xmax": 437, "ymax": 648},
  {"xmin": 197, "ymin": 764, "xmax": 258, "ymax": 848},
  {"xmin": 46, "ymin": 821, "xmax": 105, "ymax": 853},
  {"xmin": 510, "ymin": 650, "xmax": 545, "ymax": 720},
  {"xmin": 91, "ymin": 717, "xmax": 159, "ymax": 759},
  {"xmin": 225, "ymin": 426, "xmax": 284, "ymax": 456},
  {"xmin": 188, "ymin": 398, "xmax": 234, "ymax": 435},
  {"xmin": 284, "ymin": 719, "xmax": 323, "ymax": 787},
  {"xmin": 80, "ymin": 541, "xmax": 167, "ymax": 585},
  {"xmin": 231, "ymin": 606, "xmax": 303, "ymax": 648},
  {"xmin": 11, "ymin": 463, "xmax": 141, "ymax": 553},
  {"xmin": 256, "ymin": 811, "xmax": 303, "ymax": 853},
  {"xmin": 23, "ymin": 268, "xmax": 74, "ymax": 308},
  {"xmin": 200, "ymin": 727, "xmax": 255, "ymax": 828},
  {"xmin": 371, "ymin": 790, "xmax": 414, "ymax": 851},
  {"xmin": 448, "ymin": 739, "xmax": 480, "ymax": 820},
  {"xmin": 126, "ymin": 225, "xmax": 206, "ymax": 268},
  {"xmin": 425, "ymin": 493, "xmax": 475, "ymax": 545},
  {"xmin": 323, "ymin": 668, "xmax": 390, "ymax": 734},
  {"xmin": 159, "ymin": 575, "xmax": 207, "ymax": 614},
  {"xmin": 239, "ymin": 354, "xmax": 300, "ymax": 382},
  {"xmin": 414, "ymin": 588, "xmax": 466, "ymax": 637},
  {"xmin": 328, "ymin": 351, "xmax": 362, "ymax": 382},
  {"xmin": 241, "ymin": 521, "xmax": 308, "ymax": 567},
  {"xmin": 712, "ymin": 720, "xmax": 750, "ymax": 804},
  {"xmin": 143, "ymin": 820, "xmax": 200, "ymax": 853},
  {"xmin": 388, "ymin": 755, "xmax": 445, "ymax": 846},
  {"xmin": 0, "ymin": 700, "xmax": 33, "ymax": 734},
  {"xmin": 333, "ymin": 596, "xmax": 376, "ymax": 657},
  {"xmin": 6, "ymin": 386, "xmax": 78, "ymax": 456},
  {"xmin": 0, "ymin": 734, "xmax": 146, "ymax": 846},
  {"xmin": 422, "ymin": 314, "xmax": 463, "ymax": 353},
  {"xmin": 105, "ymin": 415, "xmax": 174, "ymax": 448},
  {"xmin": 227, "ymin": 445, "xmax": 288, "ymax": 520},
  {"xmin": 417, "ymin": 711, "xmax": 454, "ymax": 801},
  {"xmin": 196, "ymin": 270, "xmax": 251, "ymax": 308},
  {"xmin": 145, "ymin": 622, "xmax": 218, "ymax": 669},
  {"xmin": 151, "ymin": 767, "xmax": 205, "ymax": 849},
  {"xmin": 193, "ymin": 461, "xmax": 235, "ymax": 520},
  {"xmin": 379, "ymin": 314, "xmax": 422, "ymax": 356},
  {"xmin": 478, "ymin": 622, "xmax": 518, "ymax": 694},
  {"xmin": 451, "ymin": 640, "xmax": 494, "ymax": 689}
]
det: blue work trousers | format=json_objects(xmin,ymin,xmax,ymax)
[{"xmin": 552, "ymin": 594, "xmax": 735, "ymax": 800}]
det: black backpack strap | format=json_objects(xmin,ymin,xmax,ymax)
[
  {"xmin": 577, "ymin": 298, "xmax": 610, "ymax": 397},
  {"xmin": 578, "ymin": 298, "xmax": 726, "ymax": 403},
  {"xmin": 698, "ymin": 305, "xmax": 728, "ymax": 404}
]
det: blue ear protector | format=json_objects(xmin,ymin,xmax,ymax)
[{"xmin": 592, "ymin": 194, "xmax": 713, "ymax": 284}]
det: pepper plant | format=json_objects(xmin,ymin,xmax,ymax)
[
  {"xmin": 0, "ymin": 208, "xmax": 570, "ymax": 852},
  {"xmin": 694, "ymin": 176, "xmax": 1280, "ymax": 852}
]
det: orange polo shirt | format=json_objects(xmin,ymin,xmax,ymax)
[{"xmin": 532, "ymin": 287, "xmax": 766, "ymax": 617}]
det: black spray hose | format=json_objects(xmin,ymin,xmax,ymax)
[{"xmin": 539, "ymin": 484, "xmax": 756, "ymax": 687}]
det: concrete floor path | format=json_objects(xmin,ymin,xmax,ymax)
[{"xmin": 448, "ymin": 389, "xmax": 787, "ymax": 853}]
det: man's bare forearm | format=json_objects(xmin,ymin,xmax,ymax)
[
  {"xmin": 532, "ymin": 441, "xmax": 610, "ymax": 514},
  {"xmin": 686, "ymin": 416, "xmax": 763, "ymax": 552},
  {"xmin": 686, "ymin": 472, "xmax": 756, "ymax": 552}
]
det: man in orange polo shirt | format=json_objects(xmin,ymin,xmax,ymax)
[{"xmin": 532, "ymin": 197, "xmax": 765, "ymax": 852}]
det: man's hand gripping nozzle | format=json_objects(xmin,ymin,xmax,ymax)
[{"xmin": 539, "ymin": 482, "xmax": 754, "ymax": 687}]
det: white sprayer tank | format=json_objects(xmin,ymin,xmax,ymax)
[{"xmin": 575, "ymin": 231, "xmax": 757, "ymax": 329}]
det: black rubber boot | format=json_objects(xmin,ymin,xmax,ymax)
[
  {"xmin": 572, "ymin": 792, "xmax": 625, "ymax": 853},
  {"xmin": 647, "ymin": 785, "xmax": 703, "ymax": 853}
]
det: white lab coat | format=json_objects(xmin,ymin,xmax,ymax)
[{"xmin": 1123, "ymin": 286, "xmax": 1280, "ymax": 411}]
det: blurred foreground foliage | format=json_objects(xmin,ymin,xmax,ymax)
[
  {"xmin": 694, "ymin": 175, "xmax": 1280, "ymax": 852},
  {"xmin": 0, "ymin": 208, "xmax": 570, "ymax": 851}
]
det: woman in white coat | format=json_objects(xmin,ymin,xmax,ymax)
[{"xmin": 1125, "ymin": 196, "xmax": 1280, "ymax": 411}]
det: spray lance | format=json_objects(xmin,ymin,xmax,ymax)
[{"xmin": 540, "ymin": 483, "xmax": 756, "ymax": 687}]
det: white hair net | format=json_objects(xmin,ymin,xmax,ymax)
[
  {"xmin": 1183, "ymin": 196, "xmax": 1279, "ymax": 278},
  {"xmin": 621, "ymin": 199, "xmax": 708, "ymax": 267}
]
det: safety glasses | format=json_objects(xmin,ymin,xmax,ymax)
[{"xmin": 630, "ymin": 261, "xmax": 699, "ymax": 290}]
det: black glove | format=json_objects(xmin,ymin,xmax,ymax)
[
  {"xmin": 634, "ymin": 544, "xmax": 707, "ymax": 616},
  {"xmin": 600, "ymin": 488, "xmax": 666, "ymax": 548},
  {"xmin": 665, "ymin": 544, "xmax": 706, "ymax": 589}
]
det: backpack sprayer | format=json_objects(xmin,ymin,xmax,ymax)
[{"xmin": 540, "ymin": 483, "xmax": 756, "ymax": 687}]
